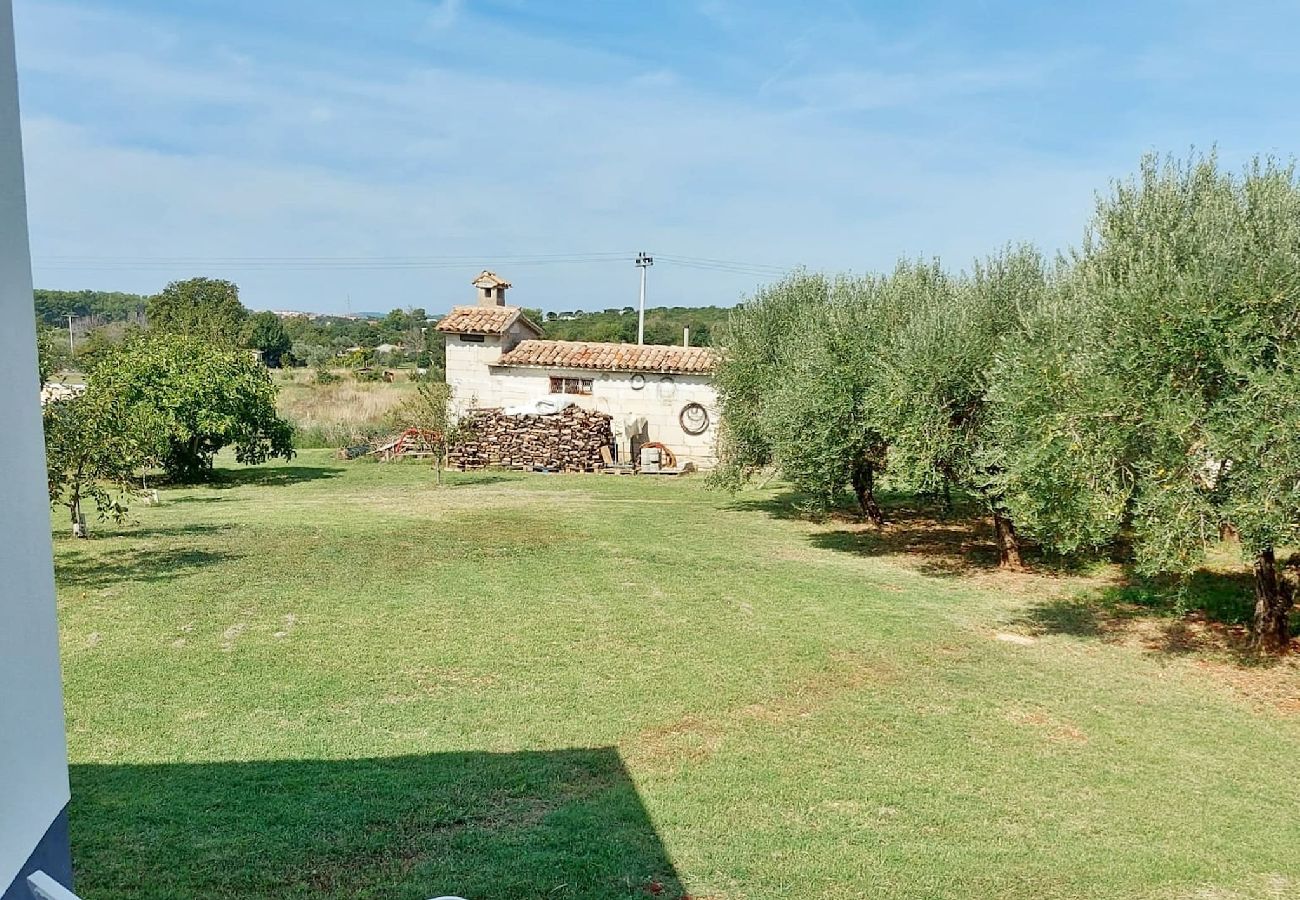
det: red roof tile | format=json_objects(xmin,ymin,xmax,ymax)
[
  {"xmin": 496, "ymin": 340, "xmax": 719, "ymax": 374},
  {"xmin": 434, "ymin": 305, "xmax": 542, "ymax": 336}
]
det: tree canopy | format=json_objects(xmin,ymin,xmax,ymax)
[
  {"xmin": 716, "ymin": 152, "xmax": 1300, "ymax": 649},
  {"xmin": 994, "ymin": 154, "xmax": 1300, "ymax": 649},
  {"xmin": 86, "ymin": 332, "xmax": 294, "ymax": 482},
  {"xmin": 147, "ymin": 277, "xmax": 249, "ymax": 347},
  {"xmin": 244, "ymin": 310, "xmax": 292, "ymax": 368},
  {"xmin": 44, "ymin": 387, "xmax": 158, "ymax": 536}
]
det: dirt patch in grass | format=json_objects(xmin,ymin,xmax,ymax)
[
  {"xmin": 1005, "ymin": 707, "xmax": 1089, "ymax": 745},
  {"xmin": 627, "ymin": 651, "xmax": 896, "ymax": 774}
]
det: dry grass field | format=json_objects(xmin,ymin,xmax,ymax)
[{"xmin": 272, "ymin": 369, "xmax": 417, "ymax": 448}]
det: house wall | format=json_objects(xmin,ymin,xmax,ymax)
[
  {"xmin": 444, "ymin": 333, "xmax": 505, "ymax": 412},
  {"xmin": 442, "ymin": 319, "xmax": 541, "ymax": 413},
  {"xmin": 488, "ymin": 366, "xmax": 719, "ymax": 467},
  {"xmin": 0, "ymin": 1, "xmax": 74, "ymax": 895}
]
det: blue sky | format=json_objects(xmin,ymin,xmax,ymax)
[{"xmin": 13, "ymin": 0, "xmax": 1300, "ymax": 315}]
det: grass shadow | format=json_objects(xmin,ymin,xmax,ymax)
[
  {"xmin": 70, "ymin": 749, "xmax": 683, "ymax": 900},
  {"xmin": 445, "ymin": 473, "xmax": 520, "ymax": 487},
  {"xmin": 734, "ymin": 489, "xmax": 1085, "ymax": 577},
  {"xmin": 204, "ymin": 465, "xmax": 345, "ymax": 490},
  {"xmin": 55, "ymin": 545, "xmax": 238, "ymax": 589},
  {"xmin": 1014, "ymin": 568, "xmax": 1292, "ymax": 662}
]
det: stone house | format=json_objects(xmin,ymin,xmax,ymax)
[{"xmin": 436, "ymin": 271, "xmax": 720, "ymax": 467}]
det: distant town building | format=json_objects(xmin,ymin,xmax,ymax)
[{"xmin": 436, "ymin": 271, "xmax": 720, "ymax": 467}]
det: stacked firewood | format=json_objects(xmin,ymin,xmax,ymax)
[{"xmin": 448, "ymin": 406, "xmax": 614, "ymax": 472}]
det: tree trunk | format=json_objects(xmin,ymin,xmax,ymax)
[
  {"xmin": 71, "ymin": 463, "xmax": 87, "ymax": 538},
  {"xmin": 1251, "ymin": 547, "xmax": 1293, "ymax": 653},
  {"xmin": 851, "ymin": 461, "xmax": 885, "ymax": 528},
  {"xmin": 993, "ymin": 511, "xmax": 1023, "ymax": 569},
  {"xmin": 70, "ymin": 495, "xmax": 87, "ymax": 539},
  {"xmin": 941, "ymin": 477, "xmax": 954, "ymax": 517}
]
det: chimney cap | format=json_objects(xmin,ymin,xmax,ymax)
[{"xmin": 471, "ymin": 270, "xmax": 511, "ymax": 290}]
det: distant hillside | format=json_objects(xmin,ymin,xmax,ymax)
[
  {"xmin": 35, "ymin": 289, "xmax": 148, "ymax": 325},
  {"xmin": 539, "ymin": 305, "xmax": 732, "ymax": 346}
]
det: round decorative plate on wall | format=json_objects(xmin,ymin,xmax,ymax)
[
  {"xmin": 680, "ymin": 402, "xmax": 710, "ymax": 435},
  {"xmin": 657, "ymin": 376, "xmax": 677, "ymax": 400},
  {"xmin": 630, "ymin": 373, "xmax": 646, "ymax": 390}
]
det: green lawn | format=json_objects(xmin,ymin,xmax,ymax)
[{"xmin": 54, "ymin": 453, "xmax": 1300, "ymax": 899}]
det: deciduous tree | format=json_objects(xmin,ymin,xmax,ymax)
[
  {"xmin": 147, "ymin": 277, "xmax": 248, "ymax": 347},
  {"xmin": 43, "ymin": 389, "xmax": 157, "ymax": 537},
  {"xmin": 244, "ymin": 310, "xmax": 292, "ymax": 367},
  {"xmin": 88, "ymin": 332, "xmax": 294, "ymax": 482}
]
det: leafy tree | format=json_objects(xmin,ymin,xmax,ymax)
[
  {"xmin": 714, "ymin": 271, "xmax": 902, "ymax": 524},
  {"xmin": 34, "ymin": 288, "xmax": 147, "ymax": 326},
  {"xmin": 292, "ymin": 342, "xmax": 332, "ymax": 368},
  {"xmin": 244, "ymin": 310, "xmax": 292, "ymax": 367},
  {"xmin": 713, "ymin": 271, "xmax": 827, "ymax": 491},
  {"xmin": 389, "ymin": 379, "xmax": 463, "ymax": 484},
  {"xmin": 995, "ymin": 153, "xmax": 1300, "ymax": 648},
  {"xmin": 987, "ymin": 272, "xmax": 1127, "ymax": 559},
  {"xmin": 36, "ymin": 325, "xmax": 70, "ymax": 384},
  {"xmin": 876, "ymin": 250, "xmax": 1050, "ymax": 567},
  {"xmin": 44, "ymin": 388, "xmax": 157, "ymax": 537},
  {"xmin": 147, "ymin": 277, "xmax": 248, "ymax": 347},
  {"xmin": 87, "ymin": 332, "xmax": 294, "ymax": 482},
  {"xmin": 541, "ymin": 305, "xmax": 732, "ymax": 345},
  {"xmin": 761, "ymin": 276, "xmax": 898, "ymax": 523}
]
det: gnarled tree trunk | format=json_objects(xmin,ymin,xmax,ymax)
[
  {"xmin": 851, "ymin": 461, "xmax": 885, "ymax": 528},
  {"xmin": 993, "ymin": 511, "xmax": 1023, "ymax": 569},
  {"xmin": 1251, "ymin": 547, "xmax": 1293, "ymax": 653}
]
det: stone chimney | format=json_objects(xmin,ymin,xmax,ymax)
[{"xmin": 472, "ymin": 270, "xmax": 511, "ymax": 307}]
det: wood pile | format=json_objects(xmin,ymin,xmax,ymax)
[{"xmin": 448, "ymin": 406, "xmax": 614, "ymax": 472}]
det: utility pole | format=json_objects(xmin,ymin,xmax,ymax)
[
  {"xmin": 65, "ymin": 314, "xmax": 75, "ymax": 355},
  {"xmin": 635, "ymin": 251, "xmax": 653, "ymax": 345}
]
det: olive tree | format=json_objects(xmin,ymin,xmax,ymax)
[
  {"xmin": 874, "ymin": 250, "xmax": 1050, "ymax": 567},
  {"xmin": 712, "ymin": 271, "xmax": 828, "ymax": 491},
  {"xmin": 714, "ymin": 271, "xmax": 914, "ymax": 523},
  {"xmin": 761, "ymin": 275, "xmax": 897, "ymax": 523},
  {"xmin": 987, "ymin": 272, "xmax": 1129, "ymax": 560},
  {"xmin": 995, "ymin": 153, "xmax": 1300, "ymax": 649}
]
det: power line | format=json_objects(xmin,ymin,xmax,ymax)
[
  {"xmin": 655, "ymin": 253, "xmax": 789, "ymax": 273},
  {"xmin": 31, "ymin": 250, "xmax": 796, "ymax": 277}
]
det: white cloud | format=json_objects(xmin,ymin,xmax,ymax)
[{"xmin": 9, "ymin": 0, "xmax": 1157, "ymax": 313}]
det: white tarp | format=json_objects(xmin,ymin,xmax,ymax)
[{"xmin": 503, "ymin": 394, "xmax": 578, "ymax": 416}]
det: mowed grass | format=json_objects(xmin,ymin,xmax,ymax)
[{"xmin": 54, "ymin": 453, "xmax": 1300, "ymax": 899}]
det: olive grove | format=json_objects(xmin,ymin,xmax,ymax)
[{"xmin": 715, "ymin": 153, "xmax": 1300, "ymax": 649}]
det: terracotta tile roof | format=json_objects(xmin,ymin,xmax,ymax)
[
  {"xmin": 434, "ymin": 305, "xmax": 542, "ymax": 335},
  {"xmin": 496, "ymin": 340, "xmax": 719, "ymax": 375},
  {"xmin": 472, "ymin": 270, "xmax": 511, "ymax": 289}
]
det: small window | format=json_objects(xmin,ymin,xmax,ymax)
[
  {"xmin": 550, "ymin": 376, "xmax": 593, "ymax": 395},
  {"xmin": 459, "ymin": 333, "xmax": 485, "ymax": 342}
]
